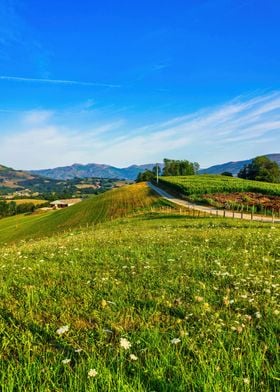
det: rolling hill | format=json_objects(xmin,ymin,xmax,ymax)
[
  {"xmin": 0, "ymin": 164, "xmax": 36, "ymax": 186},
  {"xmin": 0, "ymin": 182, "xmax": 167, "ymax": 243},
  {"xmin": 31, "ymin": 163, "xmax": 164, "ymax": 180},
  {"xmin": 0, "ymin": 164, "xmax": 78, "ymax": 197},
  {"xmin": 199, "ymin": 153, "xmax": 280, "ymax": 175},
  {"xmin": 0, "ymin": 183, "xmax": 278, "ymax": 391},
  {"xmin": 0, "ymin": 164, "xmax": 106, "ymax": 197}
]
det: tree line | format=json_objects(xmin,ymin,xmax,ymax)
[
  {"xmin": 136, "ymin": 159, "xmax": 200, "ymax": 182},
  {"xmin": 0, "ymin": 201, "xmax": 48, "ymax": 219},
  {"xmin": 136, "ymin": 156, "xmax": 280, "ymax": 184},
  {"xmin": 238, "ymin": 156, "xmax": 280, "ymax": 183}
]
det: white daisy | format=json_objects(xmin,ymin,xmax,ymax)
[
  {"xmin": 88, "ymin": 368, "xmax": 98, "ymax": 378},
  {"xmin": 56, "ymin": 325, "xmax": 69, "ymax": 335},
  {"xmin": 171, "ymin": 338, "xmax": 181, "ymax": 345},
  {"xmin": 120, "ymin": 338, "xmax": 132, "ymax": 350}
]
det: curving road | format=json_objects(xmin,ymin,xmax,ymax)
[{"xmin": 148, "ymin": 182, "xmax": 280, "ymax": 224}]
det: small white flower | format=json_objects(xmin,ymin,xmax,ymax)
[
  {"xmin": 88, "ymin": 368, "xmax": 98, "ymax": 378},
  {"xmin": 171, "ymin": 338, "xmax": 181, "ymax": 345},
  {"xmin": 129, "ymin": 354, "xmax": 138, "ymax": 361},
  {"xmin": 56, "ymin": 325, "xmax": 69, "ymax": 335},
  {"xmin": 62, "ymin": 358, "xmax": 71, "ymax": 364},
  {"xmin": 75, "ymin": 348, "xmax": 82, "ymax": 353},
  {"xmin": 255, "ymin": 312, "xmax": 261, "ymax": 319},
  {"xmin": 120, "ymin": 338, "xmax": 132, "ymax": 350},
  {"xmin": 243, "ymin": 377, "xmax": 250, "ymax": 385}
]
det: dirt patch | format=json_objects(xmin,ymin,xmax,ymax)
[{"xmin": 203, "ymin": 192, "xmax": 280, "ymax": 211}]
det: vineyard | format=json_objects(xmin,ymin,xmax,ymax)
[{"xmin": 158, "ymin": 175, "xmax": 280, "ymax": 197}]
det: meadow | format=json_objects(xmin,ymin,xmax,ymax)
[{"xmin": 0, "ymin": 183, "xmax": 279, "ymax": 391}]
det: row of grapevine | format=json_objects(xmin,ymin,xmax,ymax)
[{"xmin": 158, "ymin": 175, "xmax": 280, "ymax": 196}]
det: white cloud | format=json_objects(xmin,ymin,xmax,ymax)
[
  {"xmin": 23, "ymin": 110, "xmax": 54, "ymax": 125},
  {"xmin": 0, "ymin": 75, "xmax": 120, "ymax": 88},
  {"xmin": 1, "ymin": 92, "xmax": 280, "ymax": 169}
]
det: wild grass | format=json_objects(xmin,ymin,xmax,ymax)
[{"xmin": 0, "ymin": 210, "xmax": 279, "ymax": 391}]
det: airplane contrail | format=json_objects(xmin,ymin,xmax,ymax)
[{"xmin": 0, "ymin": 75, "xmax": 120, "ymax": 88}]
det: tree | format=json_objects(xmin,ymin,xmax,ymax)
[
  {"xmin": 152, "ymin": 165, "xmax": 161, "ymax": 176},
  {"xmin": 136, "ymin": 170, "xmax": 155, "ymax": 183},
  {"xmin": 238, "ymin": 156, "xmax": 280, "ymax": 183},
  {"xmin": 221, "ymin": 171, "xmax": 233, "ymax": 177},
  {"xmin": 163, "ymin": 159, "xmax": 199, "ymax": 176}
]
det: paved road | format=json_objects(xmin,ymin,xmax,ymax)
[{"xmin": 148, "ymin": 182, "xmax": 280, "ymax": 224}]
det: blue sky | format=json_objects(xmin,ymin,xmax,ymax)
[{"xmin": 0, "ymin": 0, "xmax": 280, "ymax": 169}]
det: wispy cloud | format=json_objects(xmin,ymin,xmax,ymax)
[
  {"xmin": 0, "ymin": 92, "xmax": 280, "ymax": 169},
  {"xmin": 0, "ymin": 75, "xmax": 121, "ymax": 88},
  {"xmin": 84, "ymin": 91, "xmax": 280, "ymax": 166}
]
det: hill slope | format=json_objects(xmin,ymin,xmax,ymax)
[
  {"xmin": 158, "ymin": 174, "xmax": 280, "ymax": 196},
  {"xmin": 0, "ymin": 183, "xmax": 163, "ymax": 243},
  {"xmin": 0, "ymin": 164, "xmax": 36, "ymax": 188},
  {"xmin": 200, "ymin": 153, "xmax": 280, "ymax": 175},
  {"xmin": 0, "ymin": 164, "xmax": 79, "ymax": 196},
  {"xmin": 31, "ymin": 163, "xmax": 164, "ymax": 180},
  {"xmin": 0, "ymin": 206, "xmax": 278, "ymax": 390}
]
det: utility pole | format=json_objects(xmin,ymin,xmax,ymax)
[{"xmin": 156, "ymin": 163, "xmax": 159, "ymax": 184}]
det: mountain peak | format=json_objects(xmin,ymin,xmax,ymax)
[
  {"xmin": 30, "ymin": 163, "xmax": 164, "ymax": 180},
  {"xmin": 200, "ymin": 154, "xmax": 280, "ymax": 175}
]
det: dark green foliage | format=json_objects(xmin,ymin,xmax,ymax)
[
  {"xmin": 221, "ymin": 171, "xmax": 233, "ymax": 177},
  {"xmin": 238, "ymin": 156, "xmax": 280, "ymax": 183},
  {"xmin": 0, "ymin": 201, "xmax": 40, "ymax": 218},
  {"xmin": 0, "ymin": 201, "xmax": 16, "ymax": 218},
  {"xmin": 163, "ymin": 159, "xmax": 200, "ymax": 176},
  {"xmin": 136, "ymin": 170, "xmax": 155, "ymax": 182}
]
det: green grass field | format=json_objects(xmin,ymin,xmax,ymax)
[
  {"xmin": 0, "ymin": 183, "xmax": 170, "ymax": 244},
  {"xmin": 0, "ymin": 183, "xmax": 279, "ymax": 391}
]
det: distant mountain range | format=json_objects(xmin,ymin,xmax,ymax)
[
  {"xmin": 2, "ymin": 154, "xmax": 280, "ymax": 185},
  {"xmin": 199, "ymin": 154, "xmax": 280, "ymax": 176},
  {"xmin": 31, "ymin": 154, "xmax": 280, "ymax": 180},
  {"xmin": 31, "ymin": 163, "xmax": 165, "ymax": 180}
]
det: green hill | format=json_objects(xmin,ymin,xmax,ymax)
[
  {"xmin": 158, "ymin": 174, "xmax": 280, "ymax": 196},
  {"xmin": 0, "ymin": 202, "xmax": 278, "ymax": 391},
  {"xmin": 0, "ymin": 183, "xmax": 167, "ymax": 244}
]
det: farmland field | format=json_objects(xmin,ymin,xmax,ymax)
[
  {"xmin": 158, "ymin": 175, "xmax": 280, "ymax": 196},
  {"xmin": 0, "ymin": 183, "xmax": 279, "ymax": 391},
  {"xmin": 5, "ymin": 198, "xmax": 47, "ymax": 205}
]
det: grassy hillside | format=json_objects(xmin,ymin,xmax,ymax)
[
  {"xmin": 0, "ymin": 183, "xmax": 169, "ymax": 244},
  {"xmin": 158, "ymin": 174, "xmax": 280, "ymax": 196},
  {"xmin": 0, "ymin": 213, "xmax": 279, "ymax": 391}
]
